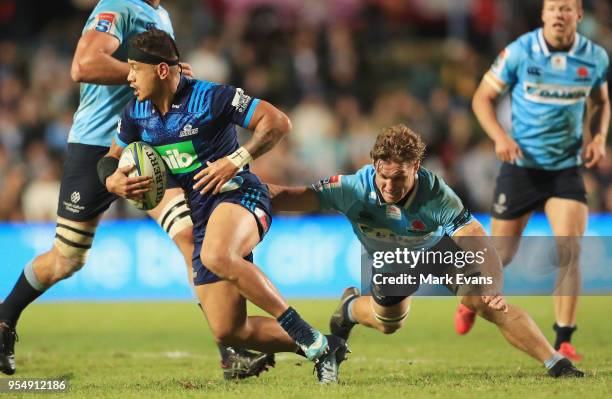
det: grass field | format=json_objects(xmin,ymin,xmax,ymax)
[{"xmin": 6, "ymin": 297, "xmax": 612, "ymax": 398}]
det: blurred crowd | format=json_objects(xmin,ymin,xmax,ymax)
[{"xmin": 0, "ymin": 0, "xmax": 611, "ymax": 221}]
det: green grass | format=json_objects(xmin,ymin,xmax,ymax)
[{"xmin": 7, "ymin": 297, "xmax": 612, "ymax": 398}]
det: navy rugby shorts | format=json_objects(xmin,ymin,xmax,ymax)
[
  {"xmin": 190, "ymin": 172, "xmax": 272, "ymax": 286},
  {"xmin": 491, "ymin": 163, "xmax": 587, "ymax": 220}
]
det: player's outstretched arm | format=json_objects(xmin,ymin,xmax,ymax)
[
  {"xmin": 451, "ymin": 219, "xmax": 508, "ymax": 313},
  {"xmin": 267, "ymin": 184, "xmax": 322, "ymax": 213},
  {"xmin": 472, "ymin": 76, "xmax": 523, "ymax": 164},
  {"xmin": 194, "ymin": 101, "xmax": 291, "ymax": 195},
  {"xmin": 97, "ymin": 140, "xmax": 151, "ymax": 200},
  {"xmin": 584, "ymin": 81, "xmax": 610, "ymax": 168}
]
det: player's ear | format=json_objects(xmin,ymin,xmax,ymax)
[{"xmin": 156, "ymin": 63, "xmax": 169, "ymax": 79}]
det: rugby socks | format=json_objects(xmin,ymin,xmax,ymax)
[
  {"xmin": 544, "ymin": 352, "xmax": 565, "ymax": 370},
  {"xmin": 346, "ymin": 297, "xmax": 358, "ymax": 324},
  {"xmin": 553, "ymin": 323, "xmax": 577, "ymax": 350},
  {"xmin": 0, "ymin": 263, "xmax": 46, "ymax": 327},
  {"xmin": 277, "ymin": 307, "xmax": 318, "ymax": 349}
]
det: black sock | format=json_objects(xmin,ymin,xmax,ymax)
[
  {"xmin": 0, "ymin": 272, "xmax": 45, "ymax": 327},
  {"xmin": 553, "ymin": 323, "xmax": 577, "ymax": 350},
  {"xmin": 277, "ymin": 307, "xmax": 316, "ymax": 348}
]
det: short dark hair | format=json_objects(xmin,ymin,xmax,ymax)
[
  {"xmin": 370, "ymin": 124, "xmax": 426, "ymax": 165},
  {"xmin": 129, "ymin": 29, "xmax": 180, "ymax": 61},
  {"xmin": 543, "ymin": 0, "xmax": 583, "ymax": 11}
]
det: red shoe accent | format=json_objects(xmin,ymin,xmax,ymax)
[
  {"xmin": 558, "ymin": 342, "xmax": 583, "ymax": 362},
  {"xmin": 455, "ymin": 303, "xmax": 477, "ymax": 335}
]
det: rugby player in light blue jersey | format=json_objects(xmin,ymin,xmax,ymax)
[
  {"xmin": 465, "ymin": 0, "xmax": 610, "ymax": 360},
  {"xmin": 270, "ymin": 124, "xmax": 584, "ymax": 378},
  {"xmin": 0, "ymin": 0, "xmax": 271, "ymax": 379}
]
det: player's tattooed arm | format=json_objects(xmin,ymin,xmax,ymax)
[
  {"xmin": 451, "ymin": 219, "xmax": 508, "ymax": 313},
  {"xmin": 194, "ymin": 101, "xmax": 291, "ymax": 195},
  {"xmin": 584, "ymin": 81, "xmax": 610, "ymax": 168},
  {"xmin": 242, "ymin": 101, "xmax": 292, "ymax": 159},
  {"xmin": 100, "ymin": 140, "xmax": 151, "ymax": 200},
  {"xmin": 267, "ymin": 184, "xmax": 322, "ymax": 213}
]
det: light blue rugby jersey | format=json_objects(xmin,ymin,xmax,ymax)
[
  {"xmin": 312, "ymin": 165, "xmax": 475, "ymax": 254},
  {"xmin": 69, "ymin": 0, "xmax": 174, "ymax": 147},
  {"xmin": 487, "ymin": 28, "xmax": 609, "ymax": 170}
]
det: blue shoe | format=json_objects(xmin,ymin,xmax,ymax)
[{"xmin": 299, "ymin": 331, "xmax": 329, "ymax": 362}]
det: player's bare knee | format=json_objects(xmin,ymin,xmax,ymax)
[
  {"xmin": 201, "ymin": 250, "xmax": 238, "ymax": 281},
  {"xmin": 51, "ymin": 252, "xmax": 85, "ymax": 283}
]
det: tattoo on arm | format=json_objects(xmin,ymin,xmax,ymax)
[{"xmin": 244, "ymin": 126, "xmax": 285, "ymax": 160}]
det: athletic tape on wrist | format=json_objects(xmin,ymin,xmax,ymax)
[{"xmin": 226, "ymin": 147, "xmax": 253, "ymax": 169}]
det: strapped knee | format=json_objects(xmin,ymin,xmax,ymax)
[
  {"xmin": 156, "ymin": 194, "xmax": 193, "ymax": 239},
  {"xmin": 373, "ymin": 305, "xmax": 410, "ymax": 334},
  {"xmin": 53, "ymin": 218, "xmax": 96, "ymax": 270}
]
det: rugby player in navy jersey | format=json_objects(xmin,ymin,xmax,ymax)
[
  {"xmin": 461, "ymin": 0, "xmax": 611, "ymax": 361},
  {"xmin": 0, "ymin": 0, "xmax": 272, "ymax": 379},
  {"xmin": 99, "ymin": 29, "xmax": 348, "ymax": 384},
  {"xmin": 269, "ymin": 124, "xmax": 584, "ymax": 378}
]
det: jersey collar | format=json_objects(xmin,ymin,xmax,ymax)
[{"xmin": 537, "ymin": 28, "xmax": 580, "ymax": 57}]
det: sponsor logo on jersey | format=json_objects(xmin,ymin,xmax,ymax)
[
  {"xmin": 179, "ymin": 124, "xmax": 199, "ymax": 137},
  {"xmin": 94, "ymin": 12, "xmax": 117, "ymax": 33},
  {"xmin": 574, "ymin": 66, "xmax": 591, "ymax": 82},
  {"xmin": 357, "ymin": 223, "xmax": 434, "ymax": 245},
  {"xmin": 524, "ymin": 82, "xmax": 590, "ymax": 105},
  {"xmin": 527, "ymin": 67, "xmax": 541, "ymax": 76},
  {"xmin": 411, "ymin": 220, "xmax": 426, "ymax": 231},
  {"xmin": 155, "ymin": 141, "xmax": 201, "ymax": 174},
  {"xmin": 231, "ymin": 88, "xmax": 252, "ymax": 113}
]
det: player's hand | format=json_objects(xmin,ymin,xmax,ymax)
[
  {"xmin": 481, "ymin": 295, "xmax": 508, "ymax": 313},
  {"xmin": 193, "ymin": 158, "xmax": 239, "ymax": 195},
  {"xmin": 583, "ymin": 135, "xmax": 606, "ymax": 168},
  {"xmin": 494, "ymin": 134, "xmax": 523, "ymax": 164},
  {"xmin": 179, "ymin": 62, "xmax": 194, "ymax": 78},
  {"xmin": 105, "ymin": 165, "xmax": 152, "ymax": 200}
]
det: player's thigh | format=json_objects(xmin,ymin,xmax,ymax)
[
  {"xmin": 544, "ymin": 198, "xmax": 588, "ymax": 237},
  {"xmin": 201, "ymin": 202, "xmax": 260, "ymax": 260},
  {"xmin": 490, "ymin": 214, "xmax": 532, "ymax": 265},
  {"xmin": 195, "ymin": 280, "xmax": 247, "ymax": 335}
]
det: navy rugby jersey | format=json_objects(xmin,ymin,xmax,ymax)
[{"xmin": 116, "ymin": 77, "xmax": 261, "ymax": 221}]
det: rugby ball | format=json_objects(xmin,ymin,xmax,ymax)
[{"xmin": 118, "ymin": 142, "xmax": 167, "ymax": 210}]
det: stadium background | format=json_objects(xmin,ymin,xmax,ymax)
[{"xmin": 0, "ymin": 0, "xmax": 611, "ymax": 300}]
